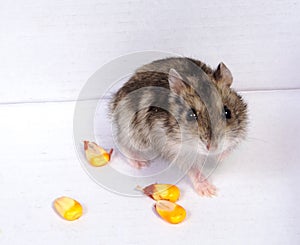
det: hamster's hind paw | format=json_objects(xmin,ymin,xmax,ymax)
[{"xmin": 127, "ymin": 159, "xmax": 150, "ymax": 169}]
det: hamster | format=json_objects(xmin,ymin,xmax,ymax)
[{"xmin": 109, "ymin": 57, "xmax": 248, "ymax": 197}]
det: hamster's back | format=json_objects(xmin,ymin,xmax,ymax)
[{"xmin": 110, "ymin": 57, "xmax": 213, "ymax": 112}]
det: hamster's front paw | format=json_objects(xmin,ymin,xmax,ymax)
[
  {"xmin": 193, "ymin": 179, "xmax": 217, "ymax": 197},
  {"xmin": 127, "ymin": 158, "xmax": 150, "ymax": 169},
  {"xmin": 188, "ymin": 168, "xmax": 217, "ymax": 197}
]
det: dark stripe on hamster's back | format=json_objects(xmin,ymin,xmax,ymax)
[
  {"xmin": 186, "ymin": 58, "xmax": 214, "ymax": 76},
  {"xmin": 118, "ymin": 72, "xmax": 169, "ymax": 96},
  {"xmin": 112, "ymin": 71, "xmax": 169, "ymax": 111}
]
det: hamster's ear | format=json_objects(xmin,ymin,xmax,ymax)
[
  {"xmin": 168, "ymin": 68, "xmax": 185, "ymax": 94},
  {"xmin": 213, "ymin": 62, "xmax": 233, "ymax": 87}
]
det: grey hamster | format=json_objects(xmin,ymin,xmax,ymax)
[{"xmin": 109, "ymin": 57, "xmax": 248, "ymax": 196}]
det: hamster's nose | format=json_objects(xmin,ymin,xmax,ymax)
[{"xmin": 206, "ymin": 142, "xmax": 217, "ymax": 152}]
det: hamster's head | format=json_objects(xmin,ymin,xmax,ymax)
[{"xmin": 167, "ymin": 63, "xmax": 248, "ymax": 155}]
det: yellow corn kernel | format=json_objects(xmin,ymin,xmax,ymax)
[
  {"xmin": 53, "ymin": 196, "xmax": 83, "ymax": 221},
  {"xmin": 84, "ymin": 141, "xmax": 113, "ymax": 167},
  {"xmin": 155, "ymin": 200, "xmax": 186, "ymax": 224},
  {"xmin": 138, "ymin": 184, "xmax": 180, "ymax": 202}
]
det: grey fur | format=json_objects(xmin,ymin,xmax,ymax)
[{"xmin": 109, "ymin": 57, "xmax": 248, "ymax": 177}]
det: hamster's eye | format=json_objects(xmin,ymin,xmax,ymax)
[
  {"xmin": 186, "ymin": 108, "xmax": 198, "ymax": 121},
  {"xmin": 223, "ymin": 106, "xmax": 231, "ymax": 119}
]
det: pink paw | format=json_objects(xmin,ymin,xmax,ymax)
[
  {"xmin": 128, "ymin": 158, "xmax": 150, "ymax": 169},
  {"xmin": 189, "ymin": 169, "xmax": 217, "ymax": 197},
  {"xmin": 193, "ymin": 179, "xmax": 217, "ymax": 197}
]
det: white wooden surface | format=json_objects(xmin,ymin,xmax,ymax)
[
  {"xmin": 1, "ymin": 0, "xmax": 300, "ymax": 103},
  {"xmin": 1, "ymin": 0, "xmax": 300, "ymax": 244},
  {"xmin": 0, "ymin": 90, "xmax": 299, "ymax": 244}
]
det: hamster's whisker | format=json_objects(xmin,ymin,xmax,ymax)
[{"xmin": 245, "ymin": 137, "xmax": 269, "ymax": 143}]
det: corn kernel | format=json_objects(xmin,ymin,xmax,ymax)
[
  {"xmin": 84, "ymin": 141, "xmax": 113, "ymax": 167},
  {"xmin": 155, "ymin": 200, "xmax": 186, "ymax": 224},
  {"xmin": 138, "ymin": 184, "xmax": 180, "ymax": 202},
  {"xmin": 53, "ymin": 196, "xmax": 83, "ymax": 221}
]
